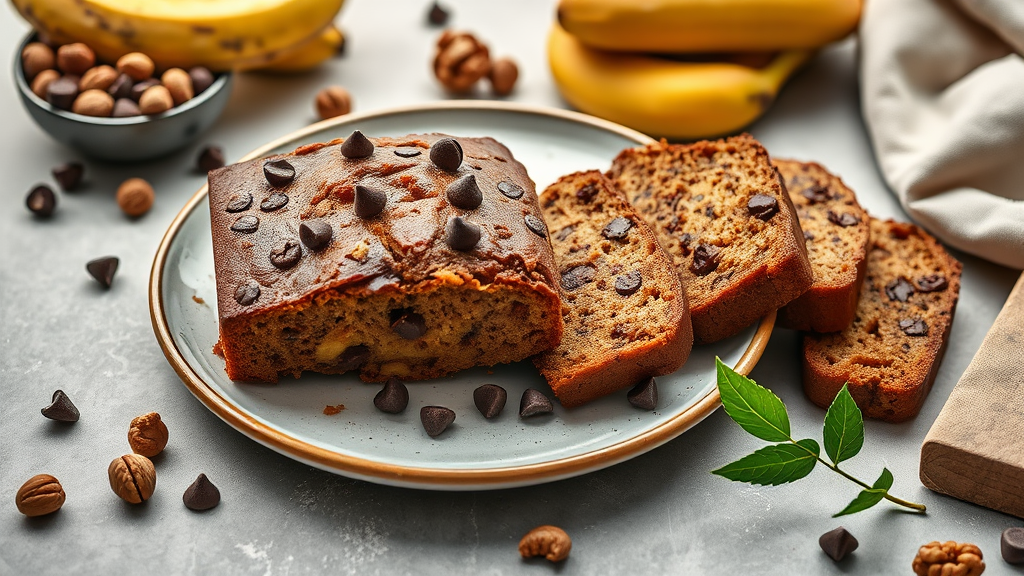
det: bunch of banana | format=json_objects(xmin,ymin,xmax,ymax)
[
  {"xmin": 549, "ymin": 0, "xmax": 862, "ymax": 139},
  {"xmin": 11, "ymin": 0, "xmax": 346, "ymax": 72}
]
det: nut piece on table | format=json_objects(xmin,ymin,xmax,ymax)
[
  {"xmin": 912, "ymin": 541, "xmax": 985, "ymax": 576},
  {"xmin": 315, "ymin": 85, "xmax": 352, "ymax": 120},
  {"xmin": 108, "ymin": 454, "xmax": 156, "ymax": 504},
  {"xmin": 488, "ymin": 57, "xmax": 518, "ymax": 96},
  {"xmin": 15, "ymin": 474, "xmax": 65, "ymax": 517},
  {"xmin": 128, "ymin": 411, "xmax": 169, "ymax": 456},
  {"xmin": 433, "ymin": 30, "xmax": 491, "ymax": 93},
  {"xmin": 117, "ymin": 178, "xmax": 155, "ymax": 218},
  {"xmin": 519, "ymin": 525, "xmax": 571, "ymax": 563}
]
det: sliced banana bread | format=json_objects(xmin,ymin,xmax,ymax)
[
  {"xmin": 803, "ymin": 219, "xmax": 962, "ymax": 422},
  {"xmin": 774, "ymin": 159, "xmax": 870, "ymax": 333},
  {"xmin": 608, "ymin": 134, "xmax": 812, "ymax": 343},
  {"xmin": 535, "ymin": 171, "xmax": 693, "ymax": 408}
]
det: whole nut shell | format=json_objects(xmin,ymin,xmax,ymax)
[
  {"xmin": 15, "ymin": 474, "xmax": 65, "ymax": 517},
  {"xmin": 108, "ymin": 454, "xmax": 156, "ymax": 504},
  {"xmin": 30, "ymin": 69, "xmax": 60, "ymax": 99},
  {"xmin": 488, "ymin": 57, "xmax": 518, "ymax": 96},
  {"xmin": 139, "ymin": 85, "xmax": 174, "ymax": 114},
  {"xmin": 519, "ymin": 525, "xmax": 571, "ymax": 562},
  {"xmin": 79, "ymin": 65, "xmax": 119, "ymax": 92},
  {"xmin": 161, "ymin": 68, "xmax": 194, "ymax": 106},
  {"xmin": 71, "ymin": 89, "xmax": 115, "ymax": 117},
  {"xmin": 127, "ymin": 411, "xmax": 168, "ymax": 455},
  {"xmin": 433, "ymin": 30, "xmax": 491, "ymax": 93},
  {"xmin": 22, "ymin": 42, "xmax": 55, "ymax": 81},
  {"xmin": 315, "ymin": 85, "xmax": 352, "ymax": 120},
  {"xmin": 56, "ymin": 43, "xmax": 95, "ymax": 75},
  {"xmin": 116, "ymin": 52, "xmax": 155, "ymax": 81}
]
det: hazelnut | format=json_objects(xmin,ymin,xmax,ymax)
[
  {"xmin": 433, "ymin": 30, "xmax": 491, "ymax": 93},
  {"xmin": 138, "ymin": 85, "xmax": 174, "ymax": 114},
  {"xmin": 488, "ymin": 57, "xmax": 518, "ymax": 96},
  {"xmin": 15, "ymin": 474, "xmax": 65, "ymax": 517},
  {"xmin": 913, "ymin": 541, "xmax": 985, "ymax": 576},
  {"xmin": 116, "ymin": 178, "xmax": 155, "ymax": 218},
  {"xmin": 108, "ymin": 454, "xmax": 156, "ymax": 504},
  {"xmin": 315, "ymin": 85, "xmax": 352, "ymax": 120},
  {"xmin": 79, "ymin": 65, "xmax": 119, "ymax": 91},
  {"xmin": 519, "ymin": 525, "xmax": 571, "ymax": 562},
  {"xmin": 56, "ymin": 43, "xmax": 95, "ymax": 75},
  {"xmin": 71, "ymin": 89, "xmax": 115, "ymax": 117},
  {"xmin": 21, "ymin": 42, "xmax": 55, "ymax": 81},
  {"xmin": 116, "ymin": 52, "xmax": 155, "ymax": 81},
  {"xmin": 161, "ymin": 68, "xmax": 194, "ymax": 106},
  {"xmin": 30, "ymin": 69, "xmax": 60, "ymax": 99}
]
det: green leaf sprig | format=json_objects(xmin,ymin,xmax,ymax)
[{"xmin": 711, "ymin": 358, "xmax": 925, "ymax": 517}]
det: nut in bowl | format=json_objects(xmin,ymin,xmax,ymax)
[{"xmin": 14, "ymin": 34, "xmax": 233, "ymax": 162}]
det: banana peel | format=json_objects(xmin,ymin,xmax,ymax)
[{"xmin": 244, "ymin": 25, "xmax": 344, "ymax": 73}]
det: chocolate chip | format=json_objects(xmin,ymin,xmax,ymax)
[
  {"xmin": 602, "ymin": 216, "xmax": 633, "ymax": 240},
  {"xmin": 111, "ymin": 98, "xmax": 141, "ymax": 117},
  {"xmin": 86, "ymin": 256, "xmax": 118, "ymax": 289},
  {"xmin": 899, "ymin": 318, "xmax": 928, "ymax": 336},
  {"xmin": 819, "ymin": 527, "xmax": 858, "ymax": 562},
  {"xmin": 341, "ymin": 130, "xmax": 374, "ymax": 159},
  {"xmin": 519, "ymin": 389, "xmax": 553, "ymax": 418},
  {"xmin": 26, "ymin": 185, "xmax": 56, "ymax": 217},
  {"xmin": 183, "ymin": 474, "xmax": 220, "ymax": 511},
  {"xmin": 299, "ymin": 219, "xmax": 332, "ymax": 250},
  {"xmin": 391, "ymin": 311, "xmax": 426, "ymax": 340},
  {"xmin": 260, "ymin": 192, "xmax": 289, "ymax": 211},
  {"xmin": 615, "ymin": 271, "xmax": 643, "ymax": 296},
  {"xmin": 189, "ymin": 67, "xmax": 215, "ymax": 95},
  {"xmin": 263, "ymin": 159, "xmax": 295, "ymax": 188},
  {"xmin": 916, "ymin": 274, "xmax": 948, "ymax": 292},
  {"xmin": 525, "ymin": 214, "xmax": 547, "ymax": 238},
  {"xmin": 691, "ymin": 244, "xmax": 721, "ymax": 276},
  {"xmin": 801, "ymin": 184, "xmax": 831, "ymax": 204},
  {"xmin": 429, "ymin": 138, "xmax": 463, "ymax": 171},
  {"xmin": 747, "ymin": 194, "xmax": 779, "ymax": 220},
  {"xmin": 374, "ymin": 378, "xmax": 409, "ymax": 414},
  {"xmin": 679, "ymin": 233, "xmax": 693, "ymax": 255},
  {"xmin": 627, "ymin": 377, "xmax": 657, "ymax": 410},
  {"xmin": 884, "ymin": 277, "xmax": 915, "ymax": 302},
  {"xmin": 129, "ymin": 79, "xmax": 160, "ymax": 102},
  {"xmin": 354, "ymin": 185, "xmax": 387, "ymax": 218},
  {"xmin": 107, "ymin": 73, "xmax": 133, "ymax": 99},
  {"xmin": 269, "ymin": 239, "xmax": 302, "ymax": 269},
  {"xmin": 52, "ymin": 163, "xmax": 83, "ymax": 191},
  {"xmin": 704, "ymin": 206, "xmax": 716, "ymax": 218},
  {"xmin": 41, "ymin": 390, "xmax": 80, "ymax": 422},
  {"xmin": 575, "ymin": 183, "xmax": 598, "ymax": 202},
  {"xmin": 1002, "ymin": 527, "xmax": 1024, "ymax": 564},
  {"xmin": 556, "ymin": 225, "xmax": 574, "ymax": 241},
  {"xmin": 225, "ymin": 193, "xmax": 252, "ymax": 213},
  {"xmin": 420, "ymin": 406, "xmax": 456, "ymax": 437},
  {"xmin": 234, "ymin": 279, "xmax": 260, "ymax": 306},
  {"xmin": 446, "ymin": 174, "xmax": 482, "ymax": 209},
  {"xmin": 497, "ymin": 181, "xmax": 524, "ymax": 199},
  {"xmin": 445, "ymin": 216, "xmax": 481, "ymax": 251},
  {"xmin": 473, "ymin": 384, "xmax": 507, "ymax": 419},
  {"xmin": 827, "ymin": 211, "xmax": 859, "ymax": 227},
  {"xmin": 230, "ymin": 215, "xmax": 259, "ymax": 233},
  {"xmin": 46, "ymin": 76, "xmax": 78, "ymax": 110},
  {"xmin": 561, "ymin": 265, "xmax": 596, "ymax": 291},
  {"xmin": 197, "ymin": 146, "xmax": 225, "ymax": 173},
  {"xmin": 335, "ymin": 345, "xmax": 370, "ymax": 371},
  {"xmin": 394, "ymin": 148, "xmax": 422, "ymax": 158},
  {"xmin": 427, "ymin": 1, "xmax": 449, "ymax": 25}
]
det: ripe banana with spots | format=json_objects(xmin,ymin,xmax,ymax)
[
  {"xmin": 548, "ymin": 24, "xmax": 811, "ymax": 139},
  {"xmin": 246, "ymin": 25, "xmax": 345, "ymax": 73}
]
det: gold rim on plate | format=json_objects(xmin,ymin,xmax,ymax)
[{"xmin": 148, "ymin": 101, "xmax": 774, "ymax": 488}]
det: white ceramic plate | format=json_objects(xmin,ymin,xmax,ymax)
[{"xmin": 150, "ymin": 102, "xmax": 772, "ymax": 490}]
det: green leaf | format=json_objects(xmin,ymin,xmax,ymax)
[
  {"xmin": 833, "ymin": 468, "xmax": 894, "ymax": 517},
  {"xmin": 822, "ymin": 384, "xmax": 865, "ymax": 466},
  {"xmin": 715, "ymin": 357, "xmax": 791, "ymax": 442},
  {"xmin": 712, "ymin": 439, "xmax": 820, "ymax": 486}
]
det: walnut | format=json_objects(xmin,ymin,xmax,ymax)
[
  {"xmin": 912, "ymin": 541, "xmax": 985, "ymax": 576},
  {"xmin": 128, "ymin": 412, "xmax": 169, "ymax": 456},
  {"xmin": 519, "ymin": 525, "xmax": 571, "ymax": 563},
  {"xmin": 433, "ymin": 30, "xmax": 491, "ymax": 93},
  {"xmin": 108, "ymin": 454, "xmax": 156, "ymax": 504}
]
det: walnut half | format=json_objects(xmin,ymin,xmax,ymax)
[
  {"xmin": 912, "ymin": 541, "xmax": 985, "ymax": 576},
  {"xmin": 433, "ymin": 31, "xmax": 490, "ymax": 93},
  {"xmin": 519, "ymin": 525, "xmax": 571, "ymax": 563}
]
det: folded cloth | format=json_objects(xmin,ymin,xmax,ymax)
[{"xmin": 860, "ymin": 0, "xmax": 1024, "ymax": 269}]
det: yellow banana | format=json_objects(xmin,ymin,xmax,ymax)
[
  {"xmin": 11, "ymin": 0, "xmax": 345, "ymax": 71},
  {"xmin": 557, "ymin": 0, "xmax": 860, "ymax": 53},
  {"xmin": 246, "ymin": 25, "xmax": 345, "ymax": 73},
  {"xmin": 548, "ymin": 24, "xmax": 811, "ymax": 139}
]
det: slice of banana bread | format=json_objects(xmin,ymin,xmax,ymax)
[
  {"xmin": 774, "ymin": 159, "xmax": 870, "ymax": 333},
  {"xmin": 607, "ymin": 134, "xmax": 812, "ymax": 343},
  {"xmin": 802, "ymin": 219, "xmax": 962, "ymax": 422},
  {"xmin": 535, "ymin": 171, "xmax": 692, "ymax": 408}
]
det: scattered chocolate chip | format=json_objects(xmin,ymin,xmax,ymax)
[
  {"xmin": 225, "ymin": 193, "xmax": 252, "ymax": 213},
  {"xmin": 335, "ymin": 345, "xmax": 370, "ymax": 371},
  {"xmin": 556, "ymin": 225, "xmax": 574, "ymax": 241},
  {"xmin": 183, "ymin": 473, "xmax": 220, "ymax": 511},
  {"xmin": 269, "ymin": 239, "xmax": 302, "ymax": 269},
  {"xmin": 916, "ymin": 274, "xmax": 948, "ymax": 292},
  {"xmin": 1002, "ymin": 527, "xmax": 1024, "ymax": 564},
  {"xmin": 827, "ymin": 211, "xmax": 859, "ymax": 227},
  {"xmin": 41, "ymin": 390, "xmax": 80, "ymax": 422},
  {"xmin": 704, "ymin": 206, "xmax": 716, "ymax": 218},
  {"xmin": 525, "ymin": 214, "xmax": 547, "ymax": 238},
  {"xmin": 445, "ymin": 216, "xmax": 481, "ymax": 251},
  {"xmin": 615, "ymin": 271, "xmax": 643, "ymax": 296},
  {"xmin": 561, "ymin": 265, "xmax": 596, "ymax": 291},
  {"xmin": 340, "ymin": 130, "xmax": 374, "ymax": 159},
  {"xmin": 899, "ymin": 318, "xmax": 928, "ymax": 336},
  {"xmin": 885, "ymin": 277, "xmax": 915, "ymax": 302},
  {"xmin": 747, "ymin": 194, "xmax": 779, "ymax": 220},
  {"xmin": 26, "ymin": 185, "xmax": 56, "ymax": 217},
  {"xmin": 473, "ymin": 384, "xmax": 507, "ymax": 419},
  {"xmin": 260, "ymin": 192, "xmax": 289, "ymax": 212},
  {"xmin": 394, "ymin": 147, "xmax": 422, "ymax": 158},
  {"xmin": 420, "ymin": 406, "xmax": 456, "ymax": 437},
  {"xmin": 107, "ymin": 73, "xmax": 133, "ymax": 99},
  {"xmin": 354, "ymin": 185, "xmax": 387, "ymax": 218},
  {"xmin": 427, "ymin": 1, "xmax": 450, "ymax": 25},
  {"xmin": 519, "ymin": 389, "xmax": 553, "ymax": 418},
  {"xmin": 801, "ymin": 184, "xmax": 831, "ymax": 204},
  {"xmin": 819, "ymin": 527, "xmax": 858, "ymax": 562},
  {"xmin": 46, "ymin": 76, "xmax": 78, "ymax": 110},
  {"xmin": 602, "ymin": 216, "xmax": 633, "ymax": 240},
  {"xmin": 197, "ymin": 146, "xmax": 225, "ymax": 173},
  {"xmin": 111, "ymin": 98, "xmax": 141, "ymax": 117},
  {"xmin": 299, "ymin": 219, "xmax": 332, "ymax": 250},
  {"xmin": 230, "ymin": 215, "xmax": 259, "ymax": 233},
  {"xmin": 679, "ymin": 233, "xmax": 694, "ymax": 255},
  {"xmin": 189, "ymin": 67, "xmax": 215, "ymax": 95},
  {"xmin": 234, "ymin": 279, "xmax": 260, "ymax": 306},
  {"xmin": 263, "ymin": 159, "xmax": 295, "ymax": 188},
  {"xmin": 391, "ymin": 311, "xmax": 426, "ymax": 340},
  {"xmin": 86, "ymin": 256, "xmax": 118, "ymax": 288},
  {"xmin": 52, "ymin": 163, "xmax": 83, "ymax": 191},
  {"xmin": 575, "ymin": 183, "xmax": 598, "ymax": 202},
  {"xmin": 374, "ymin": 378, "xmax": 409, "ymax": 414},
  {"xmin": 627, "ymin": 377, "xmax": 657, "ymax": 410},
  {"xmin": 497, "ymin": 181, "xmax": 524, "ymax": 199},
  {"xmin": 691, "ymin": 244, "xmax": 721, "ymax": 276},
  {"xmin": 129, "ymin": 78, "xmax": 160, "ymax": 102},
  {"xmin": 429, "ymin": 138, "xmax": 463, "ymax": 171},
  {"xmin": 446, "ymin": 174, "xmax": 483, "ymax": 209}
]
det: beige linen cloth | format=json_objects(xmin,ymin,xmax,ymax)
[{"xmin": 860, "ymin": 0, "xmax": 1024, "ymax": 269}]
